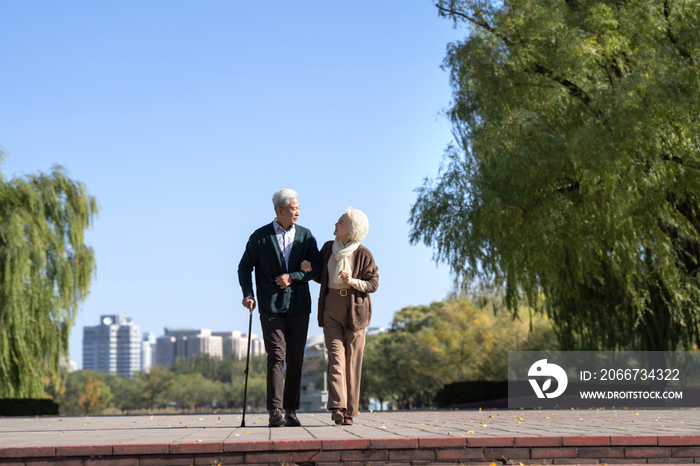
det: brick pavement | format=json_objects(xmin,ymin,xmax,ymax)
[{"xmin": 1, "ymin": 408, "xmax": 699, "ymax": 465}]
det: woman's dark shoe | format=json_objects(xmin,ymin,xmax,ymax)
[
  {"xmin": 342, "ymin": 415, "xmax": 353, "ymax": 426},
  {"xmin": 330, "ymin": 408, "xmax": 344, "ymax": 425}
]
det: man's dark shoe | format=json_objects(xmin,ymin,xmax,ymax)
[
  {"xmin": 285, "ymin": 409, "xmax": 301, "ymax": 427},
  {"xmin": 269, "ymin": 408, "xmax": 286, "ymax": 427}
]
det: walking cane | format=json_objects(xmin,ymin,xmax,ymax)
[{"xmin": 240, "ymin": 305, "xmax": 254, "ymax": 427}]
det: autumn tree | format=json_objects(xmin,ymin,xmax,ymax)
[
  {"xmin": 0, "ymin": 154, "xmax": 97, "ymax": 397},
  {"xmin": 78, "ymin": 375, "xmax": 103, "ymax": 415},
  {"xmin": 58, "ymin": 370, "xmax": 113, "ymax": 415},
  {"xmin": 410, "ymin": 0, "xmax": 700, "ymax": 351},
  {"xmin": 361, "ymin": 298, "xmax": 555, "ymax": 407}
]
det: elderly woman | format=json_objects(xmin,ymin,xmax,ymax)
[{"xmin": 302, "ymin": 207, "xmax": 379, "ymax": 425}]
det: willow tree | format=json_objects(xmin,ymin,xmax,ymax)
[
  {"xmin": 410, "ymin": 0, "xmax": 700, "ymax": 351},
  {"xmin": 0, "ymin": 150, "xmax": 97, "ymax": 397}
]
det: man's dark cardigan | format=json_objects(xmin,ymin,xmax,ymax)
[{"xmin": 238, "ymin": 223, "xmax": 322, "ymax": 314}]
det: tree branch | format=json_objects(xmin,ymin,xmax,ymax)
[
  {"xmin": 435, "ymin": 4, "xmax": 514, "ymax": 47},
  {"xmin": 675, "ymin": 201, "xmax": 700, "ymax": 240},
  {"xmin": 663, "ymin": 0, "xmax": 694, "ymax": 62},
  {"xmin": 661, "ymin": 153, "xmax": 700, "ymax": 171},
  {"xmin": 554, "ymin": 181, "xmax": 580, "ymax": 195},
  {"xmin": 530, "ymin": 64, "xmax": 592, "ymax": 107},
  {"xmin": 657, "ymin": 219, "xmax": 700, "ymax": 274},
  {"xmin": 454, "ymin": 82, "xmax": 554, "ymax": 111}
]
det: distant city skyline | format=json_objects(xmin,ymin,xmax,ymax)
[{"xmin": 81, "ymin": 314, "xmax": 265, "ymax": 373}]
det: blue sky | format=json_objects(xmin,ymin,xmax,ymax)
[{"xmin": 1, "ymin": 1, "xmax": 467, "ymax": 369}]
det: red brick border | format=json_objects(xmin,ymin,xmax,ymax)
[{"xmin": 0, "ymin": 435, "xmax": 699, "ymax": 465}]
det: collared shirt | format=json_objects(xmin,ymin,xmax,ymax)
[{"xmin": 272, "ymin": 220, "xmax": 296, "ymax": 270}]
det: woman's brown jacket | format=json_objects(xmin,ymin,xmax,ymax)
[{"xmin": 315, "ymin": 240, "xmax": 379, "ymax": 331}]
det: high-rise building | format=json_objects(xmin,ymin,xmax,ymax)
[
  {"xmin": 155, "ymin": 335, "xmax": 177, "ymax": 369},
  {"xmin": 83, "ymin": 315, "xmax": 141, "ymax": 376},
  {"xmin": 213, "ymin": 331, "xmax": 265, "ymax": 360},
  {"xmin": 155, "ymin": 328, "xmax": 223, "ymax": 368},
  {"xmin": 141, "ymin": 332, "xmax": 156, "ymax": 372}
]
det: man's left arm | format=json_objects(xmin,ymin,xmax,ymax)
[{"xmin": 290, "ymin": 233, "xmax": 322, "ymax": 283}]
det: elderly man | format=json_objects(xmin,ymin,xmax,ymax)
[{"xmin": 238, "ymin": 189, "xmax": 321, "ymax": 427}]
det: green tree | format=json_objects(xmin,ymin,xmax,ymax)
[
  {"xmin": 411, "ymin": 0, "xmax": 700, "ymax": 351},
  {"xmin": 167, "ymin": 373, "xmax": 223, "ymax": 411},
  {"xmin": 106, "ymin": 375, "xmax": 148, "ymax": 413},
  {"xmin": 0, "ymin": 154, "xmax": 97, "ymax": 397},
  {"xmin": 139, "ymin": 366, "xmax": 174, "ymax": 410},
  {"xmin": 226, "ymin": 375, "xmax": 266, "ymax": 411},
  {"xmin": 172, "ymin": 354, "xmax": 226, "ymax": 381}
]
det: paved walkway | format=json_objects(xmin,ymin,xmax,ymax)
[{"xmin": 1, "ymin": 408, "xmax": 699, "ymax": 465}]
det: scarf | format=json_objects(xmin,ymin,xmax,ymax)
[{"xmin": 332, "ymin": 237, "xmax": 360, "ymax": 286}]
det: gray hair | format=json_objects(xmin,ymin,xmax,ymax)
[
  {"xmin": 272, "ymin": 189, "xmax": 298, "ymax": 211},
  {"xmin": 345, "ymin": 206, "xmax": 369, "ymax": 242}
]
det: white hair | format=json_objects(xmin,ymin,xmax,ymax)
[
  {"xmin": 272, "ymin": 189, "xmax": 298, "ymax": 211},
  {"xmin": 345, "ymin": 206, "xmax": 369, "ymax": 242}
]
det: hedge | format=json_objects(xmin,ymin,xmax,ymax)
[{"xmin": 0, "ymin": 399, "xmax": 59, "ymax": 416}]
